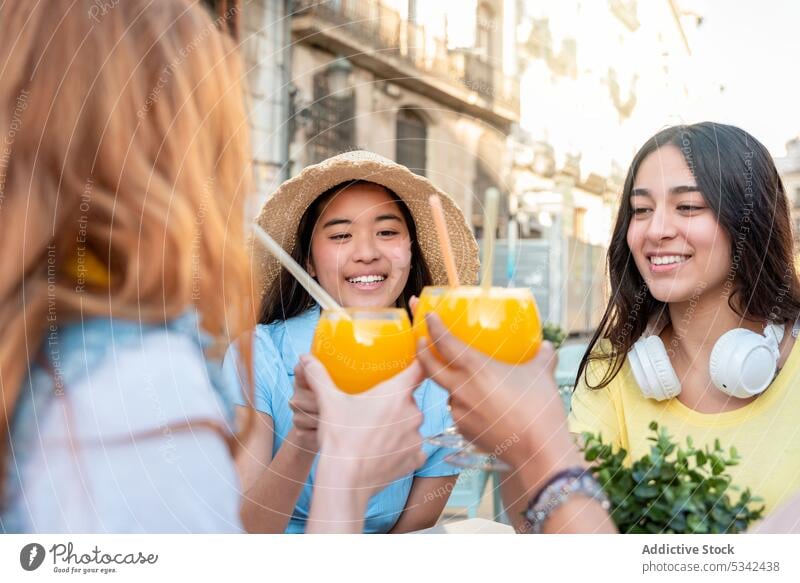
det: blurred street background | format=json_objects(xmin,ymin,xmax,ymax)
[{"xmin": 205, "ymin": 0, "xmax": 800, "ymax": 340}]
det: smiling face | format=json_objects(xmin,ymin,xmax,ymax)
[
  {"xmin": 626, "ymin": 145, "xmax": 732, "ymax": 304},
  {"xmin": 307, "ymin": 182, "xmax": 413, "ymax": 309}
]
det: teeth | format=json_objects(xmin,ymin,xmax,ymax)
[
  {"xmin": 348, "ymin": 275, "xmax": 385, "ymax": 284},
  {"xmin": 650, "ymin": 255, "xmax": 689, "ymax": 266}
]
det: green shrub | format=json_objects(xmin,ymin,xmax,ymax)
[
  {"xmin": 542, "ymin": 322, "xmax": 567, "ymax": 348},
  {"xmin": 580, "ymin": 422, "xmax": 764, "ymax": 533}
]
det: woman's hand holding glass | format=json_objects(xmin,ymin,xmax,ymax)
[
  {"xmin": 411, "ymin": 285, "xmax": 544, "ymax": 468},
  {"xmin": 302, "ymin": 354, "xmax": 426, "ymax": 481},
  {"xmin": 289, "ymin": 364, "xmax": 321, "ymax": 452},
  {"xmin": 416, "ymin": 314, "xmax": 621, "ymax": 534},
  {"xmin": 300, "ymin": 354, "xmax": 426, "ymax": 532},
  {"xmin": 416, "ymin": 313, "xmax": 582, "ymax": 486}
]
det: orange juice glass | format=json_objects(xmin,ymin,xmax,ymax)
[
  {"xmin": 311, "ymin": 308, "xmax": 415, "ymax": 394},
  {"xmin": 414, "ymin": 286, "xmax": 543, "ymax": 364}
]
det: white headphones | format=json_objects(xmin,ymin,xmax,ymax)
[{"xmin": 628, "ymin": 317, "xmax": 785, "ymax": 401}]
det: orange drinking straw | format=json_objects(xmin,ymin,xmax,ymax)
[
  {"xmin": 428, "ymin": 195, "xmax": 460, "ymax": 287},
  {"xmin": 480, "ymin": 187, "xmax": 499, "ymax": 291}
]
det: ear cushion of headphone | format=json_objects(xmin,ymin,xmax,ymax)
[
  {"xmin": 628, "ymin": 336, "xmax": 681, "ymax": 401},
  {"xmin": 710, "ymin": 328, "xmax": 778, "ymax": 398}
]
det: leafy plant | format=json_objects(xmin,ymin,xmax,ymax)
[
  {"xmin": 580, "ymin": 422, "xmax": 764, "ymax": 533},
  {"xmin": 542, "ymin": 322, "xmax": 567, "ymax": 348}
]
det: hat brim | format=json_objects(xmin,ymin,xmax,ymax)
[{"xmin": 252, "ymin": 151, "xmax": 480, "ymax": 306}]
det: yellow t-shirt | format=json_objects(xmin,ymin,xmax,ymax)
[{"xmin": 568, "ymin": 340, "xmax": 800, "ymax": 515}]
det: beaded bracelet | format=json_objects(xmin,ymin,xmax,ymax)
[{"xmin": 522, "ymin": 467, "xmax": 610, "ymax": 534}]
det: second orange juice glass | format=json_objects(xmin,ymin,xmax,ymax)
[
  {"xmin": 414, "ymin": 286, "xmax": 543, "ymax": 364},
  {"xmin": 311, "ymin": 308, "xmax": 415, "ymax": 394}
]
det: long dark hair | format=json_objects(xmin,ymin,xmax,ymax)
[
  {"xmin": 577, "ymin": 122, "xmax": 800, "ymax": 389},
  {"xmin": 259, "ymin": 180, "xmax": 432, "ymax": 325}
]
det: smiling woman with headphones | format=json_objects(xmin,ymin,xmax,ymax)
[{"xmin": 568, "ymin": 123, "xmax": 800, "ymax": 518}]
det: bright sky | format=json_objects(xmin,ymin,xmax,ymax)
[
  {"xmin": 682, "ymin": 0, "xmax": 800, "ymax": 158},
  {"xmin": 516, "ymin": 0, "xmax": 800, "ymax": 176},
  {"xmin": 391, "ymin": 0, "xmax": 800, "ymax": 169}
]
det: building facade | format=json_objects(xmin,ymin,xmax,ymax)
[
  {"xmin": 776, "ymin": 137, "xmax": 800, "ymax": 249},
  {"xmin": 282, "ymin": 0, "xmax": 521, "ymax": 234},
  {"xmin": 210, "ymin": 0, "xmax": 705, "ymax": 333}
]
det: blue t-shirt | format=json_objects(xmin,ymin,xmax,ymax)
[{"xmin": 223, "ymin": 305, "xmax": 459, "ymax": 533}]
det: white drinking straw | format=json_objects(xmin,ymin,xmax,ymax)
[
  {"xmin": 480, "ymin": 188, "xmax": 499, "ymax": 291},
  {"xmin": 507, "ymin": 218, "xmax": 518, "ymax": 287},
  {"xmin": 252, "ymin": 225, "xmax": 347, "ymax": 316}
]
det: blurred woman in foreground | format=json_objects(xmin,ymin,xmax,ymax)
[{"xmin": 0, "ymin": 0, "xmax": 254, "ymax": 532}]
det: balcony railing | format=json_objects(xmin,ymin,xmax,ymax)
[{"xmin": 292, "ymin": 0, "xmax": 520, "ymax": 116}]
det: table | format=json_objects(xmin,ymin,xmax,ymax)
[{"xmin": 416, "ymin": 518, "xmax": 514, "ymax": 534}]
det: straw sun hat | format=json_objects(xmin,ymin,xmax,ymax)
[{"xmin": 253, "ymin": 150, "xmax": 479, "ymax": 303}]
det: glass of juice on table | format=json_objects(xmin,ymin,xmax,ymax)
[
  {"xmin": 414, "ymin": 285, "xmax": 543, "ymax": 469},
  {"xmin": 311, "ymin": 308, "xmax": 415, "ymax": 394}
]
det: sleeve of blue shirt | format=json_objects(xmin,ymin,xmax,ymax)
[
  {"xmin": 414, "ymin": 380, "xmax": 461, "ymax": 478},
  {"xmin": 222, "ymin": 327, "xmax": 282, "ymax": 418}
]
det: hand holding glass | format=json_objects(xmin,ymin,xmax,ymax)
[{"xmin": 414, "ymin": 285, "xmax": 543, "ymax": 469}]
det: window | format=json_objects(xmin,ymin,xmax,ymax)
[
  {"xmin": 466, "ymin": 3, "xmax": 496, "ymax": 98},
  {"xmin": 395, "ymin": 108, "xmax": 427, "ymax": 176},
  {"xmin": 407, "ymin": 0, "xmax": 417, "ymax": 24},
  {"xmin": 309, "ymin": 71, "xmax": 356, "ymax": 163},
  {"xmin": 476, "ymin": 3, "xmax": 494, "ymax": 61},
  {"xmin": 472, "ymin": 158, "xmax": 506, "ymax": 237}
]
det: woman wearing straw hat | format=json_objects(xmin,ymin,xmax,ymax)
[{"xmin": 224, "ymin": 150, "xmax": 479, "ymax": 533}]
